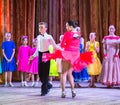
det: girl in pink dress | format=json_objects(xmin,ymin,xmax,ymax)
[
  {"xmin": 43, "ymin": 21, "xmax": 80, "ymax": 98},
  {"xmin": 99, "ymin": 25, "xmax": 120, "ymax": 88},
  {"xmin": 17, "ymin": 36, "xmax": 31, "ymax": 87},
  {"xmin": 29, "ymin": 38, "xmax": 39, "ymax": 87}
]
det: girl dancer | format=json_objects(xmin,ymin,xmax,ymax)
[{"xmin": 42, "ymin": 20, "xmax": 93, "ymax": 98}]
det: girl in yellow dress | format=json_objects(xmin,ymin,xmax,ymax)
[{"xmin": 85, "ymin": 32, "xmax": 101, "ymax": 87}]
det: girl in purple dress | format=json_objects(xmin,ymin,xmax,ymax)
[
  {"xmin": 17, "ymin": 36, "xmax": 31, "ymax": 87},
  {"xmin": 29, "ymin": 38, "xmax": 39, "ymax": 87},
  {"xmin": 1, "ymin": 32, "xmax": 16, "ymax": 87}
]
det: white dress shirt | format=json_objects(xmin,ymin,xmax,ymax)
[{"xmin": 33, "ymin": 32, "xmax": 56, "ymax": 57}]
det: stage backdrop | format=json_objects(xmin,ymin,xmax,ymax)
[{"xmin": 0, "ymin": 0, "xmax": 120, "ymax": 82}]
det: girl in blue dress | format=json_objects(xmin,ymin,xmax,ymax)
[
  {"xmin": 72, "ymin": 27, "xmax": 90, "ymax": 88},
  {"xmin": 1, "ymin": 32, "xmax": 16, "ymax": 87}
]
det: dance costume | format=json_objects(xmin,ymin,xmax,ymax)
[
  {"xmin": 42, "ymin": 31, "xmax": 93, "ymax": 71},
  {"xmin": 29, "ymin": 48, "xmax": 38, "ymax": 74},
  {"xmin": 33, "ymin": 33, "xmax": 54, "ymax": 95},
  {"xmin": 73, "ymin": 43, "xmax": 90, "ymax": 82},
  {"xmin": 99, "ymin": 36, "xmax": 120, "ymax": 85},
  {"xmin": 86, "ymin": 41, "xmax": 101, "ymax": 76},
  {"xmin": 17, "ymin": 45, "xmax": 31, "ymax": 72},
  {"xmin": 1, "ymin": 41, "xmax": 16, "ymax": 72}
]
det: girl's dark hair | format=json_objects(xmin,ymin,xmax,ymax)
[{"xmin": 67, "ymin": 20, "xmax": 78, "ymax": 28}]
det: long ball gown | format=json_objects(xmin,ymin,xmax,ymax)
[
  {"xmin": 72, "ymin": 43, "xmax": 90, "ymax": 82},
  {"xmin": 99, "ymin": 35, "xmax": 120, "ymax": 86},
  {"xmin": 86, "ymin": 41, "xmax": 101, "ymax": 76}
]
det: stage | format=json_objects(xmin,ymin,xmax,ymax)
[{"xmin": 0, "ymin": 81, "xmax": 120, "ymax": 105}]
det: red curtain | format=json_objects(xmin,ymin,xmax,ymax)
[
  {"xmin": 1, "ymin": 0, "xmax": 120, "ymax": 82},
  {"xmin": 0, "ymin": 0, "xmax": 35, "ymax": 82},
  {"xmin": 35, "ymin": 0, "xmax": 120, "ymax": 58},
  {"xmin": 0, "ymin": 0, "xmax": 3, "ymax": 42}
]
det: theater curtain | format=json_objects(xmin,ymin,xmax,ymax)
[
  {"xmin": 35, "ymin": 0, "xmax": 120, "ymax": 57},
  {"xmin": 0, "ymin": 0, "xmax": 35, "ymax": 82},
  {"xmin": 0, "ymin": 0, "xmax": 3, "ymax": 83},
  {"xmin": 0, "ymin": 0, "xmax": 120, "ymax": 82}
]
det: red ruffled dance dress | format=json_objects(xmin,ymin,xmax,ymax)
[{"xmin": 42, "ymin": 31, "xmax": 93, "ymax": 72}]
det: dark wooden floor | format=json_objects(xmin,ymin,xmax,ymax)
[{"xmin": 0, "ymin": 81, "xmax": 120, "ymax": 105}]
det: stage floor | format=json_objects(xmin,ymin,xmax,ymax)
[{"xmin": 0, "ymin": 81, "xmax": 120, "ymax": 105}]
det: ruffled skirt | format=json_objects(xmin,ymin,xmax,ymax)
[{"xmin": 42, "ymin": 50, "xmax": 93, "ymax": 72}]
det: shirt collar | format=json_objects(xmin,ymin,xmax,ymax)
[
  {"xmin": 44, "ymin": 32, "xmax": 47, "ymax": 36},
  {"xmin": 40, "ymin": 32, "xmax": 47, "ymax": 36}
]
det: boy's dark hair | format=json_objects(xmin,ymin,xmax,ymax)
[{"xmin": 38, "ymin": 22, "xmax": 48, "ymax": 28}]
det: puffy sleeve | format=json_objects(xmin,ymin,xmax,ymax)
[
  {"xmin": 102, "ymin": 36, "xmax": 107, "ymax": 43},
  {"xmin": 85, "ymin": 41, "xmax": 90, "ymax": 51},
  {"xmin": 102, "ymin": 38, "xmax": 105, "ymax": 43},
  {"xmin": 95, "ymin": 41, "xmax": 99, "ymax": 48}
]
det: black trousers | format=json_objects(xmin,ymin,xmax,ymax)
[{"xmin": 38, "ymin": 51, "xmax": 50, "ymax": 94}]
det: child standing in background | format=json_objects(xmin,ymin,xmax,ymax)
[
  {"xmin": 29, "ymin": 38, "xmax": 39, "ymax": 87},
  {"xmin": 72, "ymin": 26, "xmax": 90, "ymax": 88},
  {"xmin": 99, "ymin": 25, "xmax": 120, "ymax": 88},
  {"xmin": 85, "ymin": 32, "xmax": 101, "ymax": 88},
  {"xmin": 1, "ymin": 32, "xmax": 16, "ymax": 87},
  {"xmin": 79, "ymin": 36, "xmax": 90, "ymax": 82},
  {"xmin": 17, "ymin": 36, "xmax": 31, "ymax": 87}
]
